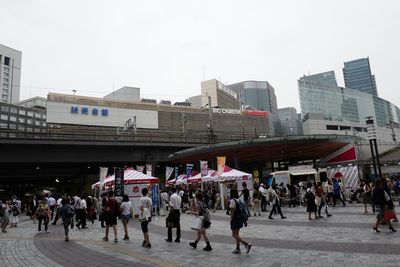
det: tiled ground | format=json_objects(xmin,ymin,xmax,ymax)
[{"xmin": 1, "ymin": 203, "xmax": 399, "ymax": 266}]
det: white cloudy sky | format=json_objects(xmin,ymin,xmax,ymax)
[{"xmin": 1, "ymin": 0, "xmax": 399, "ymax": 110}]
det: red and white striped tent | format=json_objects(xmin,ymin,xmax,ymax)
[
  {"xmin": 166, "ymin": 173, "xmax": 187, "ymax": 186},
  {"xmin": 218, "ymin": 166, "xmax": 252, "ymax": 181},
  {"xmin": 187, "ymin": 169, "xmax": 218, "ymax": 184},
  {"xmin": 92, "ymin": 168, "xmax": 159, "ymax": 189}
]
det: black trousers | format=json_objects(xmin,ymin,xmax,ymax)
[
  {"xmin": 269, "ymin": 203, "xmax": 284, "ymax": 218},
  {"xmin": 167, "ymin": 209, "xmax": 181, "ymax": 241},
  {"xmin": 38, "ymin": 216, "xmax": 48, "ymax": 231},
  {"xmin": 76, "ymin": 209, "xmax": 86, "ymax": 227}
]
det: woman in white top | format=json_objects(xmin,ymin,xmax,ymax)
[
  {"xmin": 120, "ymin": 194, "xmax": 132, "ymax": 240},
  {"xmin": 139, "ymin": 188, "xmax": 153, "ymax": 248}
]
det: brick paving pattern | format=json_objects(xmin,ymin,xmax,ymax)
[{"xmin": 1, "ymin": 204, "xmax": 399, "ymax": 266}]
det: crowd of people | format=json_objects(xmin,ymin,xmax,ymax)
[{"xmin": 1, "ymin": 176, "xmax": 399, "ymax": 254}]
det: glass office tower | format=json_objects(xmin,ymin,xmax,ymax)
[
  {"xmin": 300, "ymin": 71, "xmax": 337, "ymax": 86},
  {"xmin": 298, "ymin": 79, "xmax": 400, "ymax": 127},
  {"xmin": 343, "ymin": 58, "xmax": 378, "ymax": 96}
]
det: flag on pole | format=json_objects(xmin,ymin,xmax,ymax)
[
  {"xmin": 186, "ymin": 164, "xmax": 194, "ymax": 177},
  {"xmin": 174, "ymin": 167, "xmax": 179, "ymax": 182},
  {"xmin": 99, "ymin": 167, "xmax": 108, "ymax": 184},
  {"xmin": 217, "ymin": 156, "xmax": 226, "ymax": 175},
  {"xmin": 146, "ymin": 164, "xmax": 152, "ymax": 176},
  {"xmin": 165, "ymin": 166, "xmax": 174, "ymax": 180},
  {"xmin": 200, "ymin": 161, "xmax": 208, "ymax": 177}
]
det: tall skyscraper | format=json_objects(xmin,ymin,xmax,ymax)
[
  {"xmin": 300, "ymin": 71, "xmax": 337, "ymax": 86},
  {"xmin": 227, "ymin": 80, "xmax": 281, "ymax": 136},
  {"xmin": 0, "ymin": 44, "xmax": 22, "ymax": 104},
  {"xmin": 343, "ymin": 57, "xmax": 378, "ymax": 96}
]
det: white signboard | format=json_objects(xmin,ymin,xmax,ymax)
[
  {"xmin": 46, "ymin": 101, "xmax": 158, "ymax": 129},
  {"xmin": 212, "ymin": 108, "xmax": 241, "ymax": 115}
]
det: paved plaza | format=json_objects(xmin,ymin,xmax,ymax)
[{"xmin": 1, "ymin": 203, "xmax": 400, "ymax": 267}]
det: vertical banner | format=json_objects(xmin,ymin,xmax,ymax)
[
  {"xmin": 136, "ymin": 165, "xmax": 145, "ymax": 173},
  {"xmin": 99, "ymin": 167, "xmax": 108, "ymax": 184},
  {"xmin": 200, "ymin": 161, "xmax": 208, "ymax": 177},
  {"xmin": 174, "ymin": 166, "xmax": 179, "ymax": 182},
  {"xmin": 151, "ymin": 184, "xmax": 160, "ymax": 211},
  {"xmin": 217, "ymin": 156, "xmax": 226, "ymax": 175},
  {"xmin": 146, "ymin": 164, "xmax": 152, "ymax": 176},
  {"xmin": 186, "ymin": 164, "xmax": 194, "ymax": 177},
  {"xmin": 165, "ymin": 167, "xmax": 174, "ymax": 180},
  {"xmin": 114, "ymin": 167, "xmax": 124, "ymax": 197}
]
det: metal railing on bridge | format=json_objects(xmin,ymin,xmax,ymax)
[{"xmin": 0, "ymin": 128, "xmax": 265, "ymax": 145}]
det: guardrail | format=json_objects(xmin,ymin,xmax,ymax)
[{"xmin": 0, "ymin": 128, "xmax": 262, "ymax": 145}]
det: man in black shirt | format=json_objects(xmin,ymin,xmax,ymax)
[{"xmin": 240, "ymin": 182, "xmax": 251, "ymax": 217}]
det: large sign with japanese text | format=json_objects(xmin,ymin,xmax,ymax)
[{"xmin": 46, "ymin": 101, "xmax": 158, "ymax": 128}]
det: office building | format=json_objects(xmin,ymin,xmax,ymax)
[
  {"xmin": 298, "ymin": 79, "xmax": 400, "ymax": 141},
  {"xmin": 0, "ymin": 44, "xmax": 22, "ymax": 104},
  {"xmin": 343, "ymin": 57, "xmax": 378, "ymax": 96},
  {"xmin": 201, "ymin": 79, "xmax": 240, "ymax": 109},
  {"xmin": 300, "ymin": 71, "xmax": 337, "ymax": 86},
  {"xmin": 17, "ymin": 96, "xmax": 47, "ymax": 111},
  {"xmin": 227, "ymin": 80, "xmax": 281, "ymax": 136},
  {"xmin": 278, "ymin": 107, "xmax": 303, "ymax": 136}
]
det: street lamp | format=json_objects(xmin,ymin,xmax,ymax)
[{"xmin": 366, "ymin": 117, "xmax": 381, "ymax": 179}]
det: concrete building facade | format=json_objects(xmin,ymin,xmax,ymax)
[{"xmin": 0, "ymin": 44, "xmax": 22, "ymax": 104}]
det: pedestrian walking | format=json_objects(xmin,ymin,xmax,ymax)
[
  {"xmin": 188, "ymin": 191, "xmax": 212, "ymax": 251},
  {"xmin": 120, "ymin": 194, "xmax": 132, "ymax": 240},
  {"xmin": 229, "ymin": 188, "xmax": 252, "ymax": 254},
  {"xmin": 10, "ymin": 200, "xmax": 20, "ymax": 227},
  {"xmin": 165, "ymin": 188, "xmax": 181, "ymax": 243},
  {"xmin": 60, "ymin": 198, "xmax": 75, "ymax": 241},
  {"xmin": 139, "ymin": 188, "xmax": 152, "ymax": 248},
  {"xmin": 305, "ymin": 182, "xmax": 318, "ymax": 220},
  {"xmin": 332, "ymin": 179, "xmax": 346, "ymax": 207},
  {"xmin": 372, "ymin": 179, "xmax": 396, "ymax": 233},
  {"xmin": 239, "ymin": 182, "xmax": 251, "ymax": 217},
  {"xmin": 0, "ymin": 201, "xmax": 10, "ymax": 233},
  {"xmin": 252, "ymin": 185, "xmax": 262, "ymax": 216},
  {"xmin": 363, "ymin": 181, "xmax": 372, "ymax": 214},
  {"xmin": 36, "ymin": 198, "xmax": 50, "ymax": 232},
  {"xmin": 268, "ymin": 185, "xmax": 287, "ymax": 220},
  {"xmin": 103, "ymin": 191, "xmax": 119, "ymax": 243}
]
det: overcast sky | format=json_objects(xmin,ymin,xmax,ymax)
[{"xmin": 1, "ymin": 0, "xmax": 399, "ymax": 110}]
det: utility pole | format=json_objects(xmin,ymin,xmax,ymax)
[{"xmin": 208, "ymin": 96, "xmax": 214, "ymax": 143}]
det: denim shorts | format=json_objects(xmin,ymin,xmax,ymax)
[{"xmin": 121, "ymin": 214, "xmax": 131, "ymax": 223}]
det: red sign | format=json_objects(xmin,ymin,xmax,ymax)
[
  {"xmin": 243, "ymin": 110, "xmax": 268, "ymax": 117},
  {"xmin": 132, "ymin": 186, "xmax": 140, "ymax": 193}
]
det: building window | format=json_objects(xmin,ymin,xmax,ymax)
[
  {"xmin": 3, "ymin": 66, "xmax": 10, "ymax": 73},
  {"xmin": 18, "ymin": 117, "xmax": 25, "ymax": 123},
  {"xmin": 10, "ymin": 108, "xmax": 17, "ymax": 114},
  {"xmin": 27, "ymin": 111, "xmax": 34, "ymax": 117},
  {"xmin": 340, "ymin": 126, "xmax": 351, "ymax": 131},
  {"xmin": 9, "ymin": 124, "xmax": 16, "ymax": 129},
  {"xmin": 35, "ymin": 121, "xmax": 41, "ymax": 126},
  {"xmin": 3, "ymin": 72, "xmax": 9, "ymax": 78},
  {"xmin": 26, "ymin": 127, "xmax": 33, "ymax": 132},
  {"xmin": 1, "ymin": 106, "xmax": 9, "ymax": 112},
  {"xmin": 2, "ymin": 94, "xmax": 7, "ymax": 99},
  {"xmin": 26, "ymin": 119, "xmax": 33, "ymax": 124},
  {"xmin": 326, "ymin": 125, "xmax": 338, "ymax": 130},
  {"xmin": 19, "ymin": 110, "xmax": 26, "ymax": 115},
  {"xmin": 0, "ymin": 122, "xmax": 7, "ymax": 128},
  {"xmin": 4, "ymin": 57, "xmax": 10, "ymax": 66},
  {"xmin": 3, "ymin": 78, "xmax": 9, "ymax": 83},
  {"xmin": 18, "ymin": 125, "xmax": 25, "ymax": 131},
  {"xmin": 9, "ymin": 116, "xmax": 16, "ymax": 122},
  {"xmin": 0, "ymin": 114, "xmax": 7, "ymax": 120}
]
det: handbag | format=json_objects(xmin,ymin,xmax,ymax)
[
  {"xmin": 190, "ymin": 216, "xmax": 203, "ymax": 231},
  {"xmin": 139, "ymin": 208, "xmax": 151, "ymax": 222},
  {"xmin": 384, "ymin": 210, "xmax": 397, "ymax": 221}
]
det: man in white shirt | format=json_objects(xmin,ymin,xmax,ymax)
[
  {"xmin": 166, "ymin": 188, "xmax": 181, "ymax": 242},
  {"xmin": 75, "ymin": 195, "xmax": 87, "ymax": 229},
  {"xmin": 259, "ymin": 184, "xmax": 268, "ymax": 212},
  {"xmin": 47, "ymin": 195, "xmax": 56, "ymax": 220}
]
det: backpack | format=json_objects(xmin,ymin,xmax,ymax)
[
  {"xmin": 12, "ymin": 204, "xmax": 20, "ymax": 216},
  {"xmin": 233, "ymin": 199, "xmax": 249, "ymax": 223},
  {"xmin": 199, "ymin": 202, "xmax": 211, "ymax": 228},
  {"xmin": 66, "ymin": 205, "xmax": 75, "ymax": 218}
]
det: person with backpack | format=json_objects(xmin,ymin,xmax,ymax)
[
  {"xmin": 103, "ymin": 191, "xmax": 119, "ymax": 243},
  {"xmin": 60, "ymin": 197, "xmax": 75, "ymax": 241},
  {"xmin": 188, "ymin": 191, "xmax": 212, "ymax": 251},
  {"xmin": 268, "ymin": 185, "xmax": 287, "ymax": 220},
  {"xmin": 10, "ymin": 201, "xmax": 20, "ymax": 228},
  {"xmin": 229, "ymin": 188, "xmax": 252, "ymax": 255},
  {"xmin": 239, "ymin": 182, "xmax": 251, "ymax": 218},
  {"xmin": 36, "ymin": 198, "xmax": 50, "ymax": 232}
]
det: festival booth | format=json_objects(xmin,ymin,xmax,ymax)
[
  {"xmin": 187, "ymin": 170, "xmax": 218, "ymax": 184},
  {"xmin": 216, "ymin": 166, "xmax": 254, "ymax": 210},
  {"xmin": 94, "ymin": 168, "xmax": 160, "ymax": 215}
]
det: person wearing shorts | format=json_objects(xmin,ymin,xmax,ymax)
[
  {"xmin": 103, "ymin": 191, "xmax": 118, "ymax": 243},
  {"xmin": 120, "ymin": 194, "xmax": 132, "ymax": 240},
  {"xmin": 139, "ymin": 188, "xmax": 152, "ymax": 248}
]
